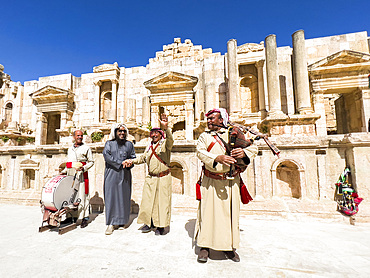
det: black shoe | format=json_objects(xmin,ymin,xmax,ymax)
[
  {"xmin": 80, "ymin": 219, "xmax": 88, "ymax": 228},
  {"xmin": 140, "ymin": 224, "xmax": 151, "ymax": 233},
  {"xmin": 224, "ymin": 250, "xmax": 240, "ymax": 262},
  {"xmin": 155, "ymin": 227, "xmax": 164, "ymax": 235},
  {"xmin": 197, "ymin": 248, "xmax": 209, "ymax": 263},
  {"xmin": 61, "ymin": 217, "xmax": 77, "ymax": 225}
]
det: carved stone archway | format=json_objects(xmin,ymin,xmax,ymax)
[{"xmin": 271, "ymin": 158, "xmax": 306, "ymax": 199}]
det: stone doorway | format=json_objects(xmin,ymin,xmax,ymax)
[
  {"xmin": 276, "ymin": 161, "xmax": 301, "ymax": 199},
  {"xmin": 0, "ymin": 165, "xmax": 3, "ymax": 189},
  {"xmin": 46, "ymin": 113, "xmax": 61, "ymax": 144},
  {"xmin": 170, "ymin": 162, "xmax": 184, "ymax": 194},
  {"xmin": 22, "ymin": 169, "xmax": 36, "ymax": 190},
  {"xmin": 4, "ymin": 102, "xmax": 13, "ymax": 122},
  {"xmin": 335, "ymin": 91, "xmax": 363, "ymax": 134},
  {"xmin": 100, "ymin": 91, "xmax": 112, "ymax": 123},
  {"xmin": 240, "ymin": 74, "xmax": 259, "ymax": 113}
]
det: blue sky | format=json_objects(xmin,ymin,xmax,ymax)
[{"xmin": 1, "ymin": 0, "xmax": 369, "ymax": 84}]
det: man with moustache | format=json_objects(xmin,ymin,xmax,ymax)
[
  {"xmin": 61, "ymin": 130, "xmax": 94, "ymax": 228},
  {"xmin": 195, "ymin": 108, "xmax": 258, "ymax": 263},
  {"xmin": 125, "ymin": 114, "xmax": 173, "ymax": 236},
  {"xmin": 103, "ymin": 123, "xmax": 136, "ymax": 235}
]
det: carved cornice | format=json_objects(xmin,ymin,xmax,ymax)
[
  {"xmin": 93, "ymin": 62, "xmax": 120, "ymax": 73},
  {"xmin": 237, "ymin": 42, "xmax": 264, "ymax": 54},
  {"xmin": 30, "ymin": 85, "xmax": 74, "ymax": 102},
  {"xmin": 30, "ymin": 85, "xmax": 75, "ymax": 113},
  {"xmin": 308, "ymin": 50, "xmax": 370, "ymax": 92},
  {"xmin": 308, "ymin": 50, "xmax": 370, "ymax": 72}
]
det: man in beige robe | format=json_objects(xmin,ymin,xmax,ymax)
[
  {"xmin": 61, "ymin": 130, "xmax": 94, "ymax": 228},
  {"xmin": 125, "ymin": 114, "xmax": 173, "ymax": 235},
  {"xmin": 195, "ymin": 108, "xmax": 258, "ymax": 263}
]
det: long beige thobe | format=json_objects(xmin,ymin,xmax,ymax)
[
  {"xmin": 195, "ymin": 130, "xmax": 258, "ymax": 251},
  {"xmin": 62, "ymin": 143, "xmax": 94, "ymax": 219},
  {"xmin": 133, "ymin": 128, "xmax": 174, "ymax": 228}
]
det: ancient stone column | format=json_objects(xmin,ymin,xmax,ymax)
[
  {"xmin": 292, "ymin": 30, "xmax": 313, "ymax": 114},
  {"xmin": 185, "ymin": 99, "xmax": 194, "ymax": 140},
  {"xmin": 265, "ymin": 34, "xmax": 283, "ymax": 116},
  {"xmin": 60, "ymin": 111, "xmax": 67, "ymax": 129},
  {"xmin": 111, "ymin": 79, "xmax": 118, "ymax": 121},
  {"xmin": 255, "ymin": 60, "xmax": 267, "ymax": 118},
  {"xmin": 128, "ymin": 98, "xmax": 136, "ymax": 122},
  {"xmin": 151, "ymin": 104, "xmax": 159, "ymax": 127},
  {"xmin": 35, "ymin": 112, "xmax": 47, "ymax": 145},
  {"xmin": 361, "ymin": 89, "xmax": 370, "ymax": 132},
  {"xmin": 94, "ymin": 81, "xmax": 102, "ymax": 123},
  {"xmin": 227, "ymin": 39, "xmax": 241, "ymax": 115},
  {"xmin": 142, "ymin": 96, "xmax": 150, "ymax": 125},
  {"xmin": 312, "ymin": 92, "xmax": 327, "ymax": 136}
]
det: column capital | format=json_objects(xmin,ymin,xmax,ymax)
[
  {"xmin": 93, "ymin": 80, "xmax": 102, "ymax": 86},
  {"xmin": 184, "ymin": 99, "xmax": 194, "ymax": 110},
  {"xmin": 255, "ymin": 60, "xmax": 265, "ymax": 68},
  {"xmin": 151, "ymin": 104, "xmax": 159, "ymax": 113}
]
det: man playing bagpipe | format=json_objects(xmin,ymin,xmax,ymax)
[{"xmin": 194, "ymin": 108, "xmax": 258, "ymax": 263}]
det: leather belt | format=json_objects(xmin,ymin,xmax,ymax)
[
  {"xmin": 149, "ymin": 168, "xmax": 171, "ymax": 177},
  {"xmin": 203, "ymin": 168, "xmax": 239, "ymax": 180}
]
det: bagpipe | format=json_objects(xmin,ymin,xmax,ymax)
[
  {"xmin": 226, "ymin": 122, "xmax": 280, "ymax": 157},
  {"xmin": 196, "ymin": 122, "xmax": 281, "ymax": 203},
  {"xmin": 214, "ymin": 122, "xmax": 280, "ymax": 179}
]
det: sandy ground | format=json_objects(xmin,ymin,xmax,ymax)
[{"xmin": 1, "ymin": 201, "xmax": 370, "ymax": 278}]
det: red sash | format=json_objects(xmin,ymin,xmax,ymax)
[
  {"xmin": 197, "ymin": 135, "xmax": 226, "ymax": 200},
  {"xmin": 196, "ymin": 134, "xmax": 253, "ymax": 204},
  {"xmin": 149, "ymin": 143, "xmax": 168, "ymax": 167},
  {"xmin": 66, "ymin": 162, "xmax": 89, "ymax": 194}
]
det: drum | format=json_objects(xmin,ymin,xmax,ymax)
[{"xmin": 41, "ymin": 175, "xmax": 78, "ymax": 211}]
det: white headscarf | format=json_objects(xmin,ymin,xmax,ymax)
[
  {"xmin": 108, "ymin": 123, "xmax": 129, "ymax": 141},
  {"xmin": 205, "ymin": 108, "xmax": 229, "ymax": 127}
]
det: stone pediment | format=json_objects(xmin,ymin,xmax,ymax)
[
  {"xmin": 30, "ymin": 85, "xmax": 74, "ymax": 103},
  {"xmin": 144, "ymin": 71, "xmax": 198, "ymax": 93},
  {"xmin": 30, "ymin": 85, "xmax": 75, "ymax": 113},
  {"xmin": 19, "ymin": 159, "xmax": 40, "ymax": 170},
  {"xmin": 308, "ymin": 50, "xmax": 370, "ymax": 70},
  {"xmin": 237, "ymin": 42, "xmax": 264, "ymax": 54}
]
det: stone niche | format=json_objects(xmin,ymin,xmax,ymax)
[
  {"xmin": 144, "ymin": 71, "xmax": 198, "ymax": 140},
  {"xmin": 30, "ymin": 85, "xmax": 75, "ymax": 145},
  {"xmin": 309, "ymin": 50, "xmax": 370, "ymax": 134}
]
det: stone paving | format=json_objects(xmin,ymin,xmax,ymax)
[{"xmin": 1, "ymin": 200, "xmax": 370, "ymax": 278}]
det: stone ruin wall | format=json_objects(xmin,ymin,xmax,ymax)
[{"xmin": 0, "ymin": 31, "xmax": 370, "ymax": 221}]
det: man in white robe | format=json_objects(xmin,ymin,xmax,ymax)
[
  {"xmin": 195, "ymin": 108, "xmax": 258, "ymax": 263},
  {"xmin": 62, "ymin": 130, "xmax": 94, "ymax": 228}
]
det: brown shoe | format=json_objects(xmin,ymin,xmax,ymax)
[
  {"xmin": 197, "ymin": 248, "xmax": 209, "ymax": 263},
  {"xmin": 80, "ymin": 219, "xmax": 88, "ymax": 228},
  {"xmin": 155, "ymin": 227, "xmax": 164, "ymax": 235},
  {"xmin": 224, "ymin": 249, "xmax": 240, "ymax": 262}
]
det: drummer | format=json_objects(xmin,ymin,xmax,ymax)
[{"xmin": 61, "ymin": 130, "xmax": 94, "ymax": 228}]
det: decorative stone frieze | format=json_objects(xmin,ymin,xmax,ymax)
[{"xmin": 237, "ymin": 42, "xmax": 264, "ymax": 54}]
